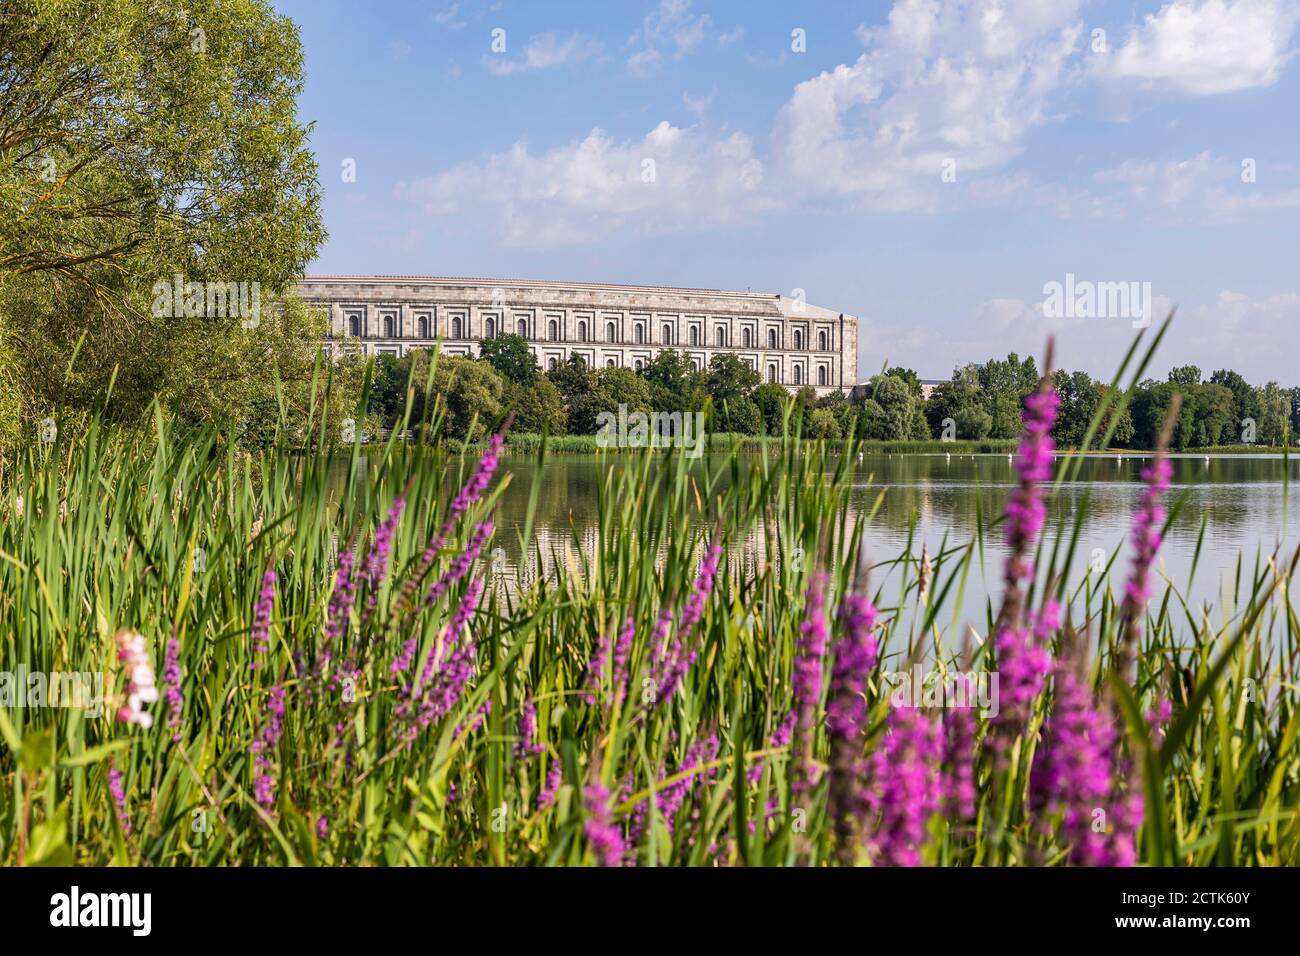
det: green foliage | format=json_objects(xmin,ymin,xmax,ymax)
[
  {"xmin": 752, "ymin": 383, "xmax": 791, "ymax": 436},
  {"xmin": 503, "ymin": 377, "xmax": 567, "ymax": 435},
  {"xmin": 431, "ymin": 355, "xmax": 504, "ymax": 441},
  {"xmin": 707, "ymin": 353, "xmax": 761, "ymax": 403},
  {"xmin": 479, "ymin": 333, "xmax": 539, "ymax": 386},
  {"xmin": 0, "ymin": 0, "xmax": 326, "ymax": 443}
]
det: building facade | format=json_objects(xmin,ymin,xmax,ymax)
[{"xmin": 295, "ymin": 275, "xmax": 857, "ymax": 396}]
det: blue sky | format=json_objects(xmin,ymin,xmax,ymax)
[{"xmin": 272, "ymin": 0, "xmax": 1300, "ymax": 383}]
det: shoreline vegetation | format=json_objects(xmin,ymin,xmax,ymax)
[
  {"xmin": 365, "ymin": 431, "xmax": 1292, "ymax": 457},
  {"xmin": 3, "ymin": 326, "xmax": 1298, "ymax": 866}
]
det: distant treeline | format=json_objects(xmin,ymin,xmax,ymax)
[{"xmin": 363, "ymin": 336, "xmax": 1296, "ymax": 450}]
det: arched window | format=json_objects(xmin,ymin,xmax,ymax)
[
  {"xmin": 548, "ymin": 319, "xmax": 559, "ymax": 342},
  {"xmin": 548, "ymin": 357, "xmax": 558, "ymax": 371},
  {"xmin": 794, "ymin": 329, "xmax": 803, "ymax": 350},
  {"xmin": 484, "ymin": 317, "xmax": 496, "ymax": 339},
  {"xmin": 689, "ymin": 326, "xmax": 699, "ymax": 346},
  {"xmin": 518, "ymin": 318, "xmax": 528, "ymax": 339},
  {"xmin": 742, "ymin": 328, "xmax": 752, "ymax": 348},
  {"xmin": 768, "ymin": 328, "xmax": 777, "ymax": 349},
  {"xmin": 634, "ymin": 323, "xmax": 645, "ymax": 344},
  {"xmin": 606, "ymin": 321, "xmax": 617, "ymax": 342},
  {"xmin": 383, "ymin": 315, "xmax": 395, "ymax": 337},
  {"xmin": 418, "ymin": 316, "xmax": 430, "ymax": 338},
  {"xmin": 662, "ymin": 324, "xmax": 673, "ymax": 344},
  {"xmin": 452, "ymin": 317, "xmax": 462, "ymax": 339},
  {"xmin": 578, "ymin": 320, "xmax": 588, "ymax": 342},
  {"xmin": 793, "ymin": 365, "xmax": 802, "ymax": 385},
  {"xmin": 349, "ymin": 315, "xmax": 360, "ymax": 337},
  {"xmin": 715, "ymin": 326, "xmax": 726, "ymax": 348},
  {"xmin": 634, "ymin": 358, "xmax": 644, "ymax": 371},
  {"xmin": 606, "ymin": 358, "xmax": 615, "ymax": 368},
  {"xmin": 818, "ymin": 330, "xmax": 828, "ymax": 351},
  {"xmin": 818, "ymin": 366, "xmax": 827, "ymax": 386},
  {"xmin": 768, "ymin": 363, "xmax": 777, "ymax": 383}
]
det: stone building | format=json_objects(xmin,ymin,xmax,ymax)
[{"xmin": 295, "ymin": 275, "xmax": 858, "ymax": 396}]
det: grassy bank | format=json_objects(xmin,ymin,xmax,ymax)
[{"xmin": 1, "ymin": 389, "xmax": 1298, "ymax": 866}]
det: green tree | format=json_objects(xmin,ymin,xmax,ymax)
[
  {"xmin": 806, "ymin": 407, "xmax": 842, "ymax": 440},
  {"xmin": 547, "ymin": 354, "xmax": 595, "ymax": 414},
  {"xmin": 751, "ymin": 383, "xmax": 790, "ymax": 436},
  {"xmin": 1168, "ymin": 365, "xmax": 1203, "ymax": 389},
  {"xmin": 1257, "ymin": 382, "xmax": 1291, "ymax": 446},
  {"xmin": 1051, "ymin": 369, "xmax": 1099, "ymax": 449},
  {"xmin": 430, "ymin": 355, "xmax": 504, "ymax": 441},
  {"xmin": 478, "ymin": 333, "xmax": 538, "ymax": 386},
  {"xmin": 570, "ymin": 367, "xmax": 653, "ymax": 434},
  {"xmin": 884, "ymin": 367, "xmax": 923, "ymax": 398},
  {"xmin": 706, "ymin": 353, "xmax": 760, "ymax": 403},
  {"xmin": 718, "ymin": 397, "xmax": 763, "ymax": 435},
  {"xmin": 503, "ymin": 377, "xmax": 566, "ymax": 434},
  {"xmin": 1, "ymin": 0, "xmax": 325, "ymax": 436},
  {"xmin": 1209, "ymin": 369, "xmax": 1263, "ymax": 442}
]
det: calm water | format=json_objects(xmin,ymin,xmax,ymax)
[{"xmin": 488, "ymin": 452, "xmax": 1298, "ymax": 626}]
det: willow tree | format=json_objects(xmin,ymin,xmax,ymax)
[{"xmin": 0, "ymin": 0, "xmax": 327, "ymax": 439}]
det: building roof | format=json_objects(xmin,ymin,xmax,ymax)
[{"xmin": 301, "ymin": 274, "xmax": 780, "ymax": 301}]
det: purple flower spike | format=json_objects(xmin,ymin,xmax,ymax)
[
  {"xmin": 825, "ymin": 587, "xmax": 879, "ymax": 859},
  {"xmin": 1030, "ymin": 659, "xmax": 1122, "ymax": 866},
  {"xmin": 108, "ymin": 762, "xmax": 131, "ymax": 834},
  {"xmin": 865, "ymin": 706, "xmax": 942, "ymax": 867},
  {"xmin": 583, "ymin": 782, "xmax": 625, "ymax": 867},
  {"xmin": 514, "ymin": 696, "xmax": 545, "ymax": 760},
  {"xmin": 251, "ymin": 569, "xmax": 276, "ymax": 664},
  {"xmin": 163, "ymin": 637, "xmax": 183, "ymax": 744}
]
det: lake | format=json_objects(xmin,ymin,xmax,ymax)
[{"xmin": 487, "ymin": 451, "xmax": 1298, "ymax": 631}]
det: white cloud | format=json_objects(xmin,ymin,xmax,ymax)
[
  {"xmin": 682, "ymin": 88, "xmax": 716, "ymax": 118},
  {"xmin": 1095, "ymin": 151, "xmax": 1300, "ymax": 216},
  {"xmin": 484, "ymin": 32, "xmax": 602, "ymax": 76},
  {"xmin": 773, "ymin": 0, "xmax": 1086, "ymax": 211},
  {"xmin": 718, "ymin": 26, "xmax": 745, "ymax": 46},
  {"xmin": 1093, "ymin": 0, "xmax": 1300, "ymax": 95},
  {"xmin": 396, "ymin": 121, "xmax": 772, "ymax": 248},
  {"xmin": 627, "ymin": 0, "xmax": 712, "ymax": 77}
]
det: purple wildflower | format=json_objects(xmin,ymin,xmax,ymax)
[
  {"xmin": 989, "ymin": 600, "xmax": 1058, "ymax": 762},
  {"xmin": 582, "ymin": 625, "xmax": 613, "ymax": 707},
  {"xmin": 790, "ymin": 570, "xmax": 831, "ymax": 796},
  {"xmin": 537, "ymin": 760, "xmax": 563, "ymax": 811},
  {"xmin": 424, "ymin": 520, "xmax": 493, "ymax": 608},
  {"xmin": 251, "ymin": 569, "xmax": 276, "ymax": 664},
  {"xmin": 107, "ymin": 762, "xmax": 131, "ymax": 834},
  {"xmin": 317, "ymin": 815, "xmax": 329, "ymax": 840},
  {"xmin": 646, "ymin": 537, "xmax": 723, "ymax": 710},
  {"xmin": 826, "ymin": 588, "xmax": 879, "ymax": 861},
  {"xmin": 940, "ymin": 702, "xmax": 977, "ymax": 819},
  {"xmin": 514, "ymin": 696, "xmax": 545, "ymax": 760},
  {"xmin": 583, "ymin": 782, "xmax": 625, "ymax": 867},
  {"xmin": 400, "ymin": 577, "xmax": 484, "ymax": 741},
  {"xmin": 865, "ymin": 705, "xmax": 942, "ymax": 867},
  {"xmin": 396, "ymin": 432, "xmax": 504, "ymax": 614},
  {"xmin": 629, "ymin": 733, "xmax": 721, "ymax": 843},
  {"xmin": 250, "ymin": 684, "xmax": 287, "ymax": 809},
  {"xmin": 1030, "ymin": 659, "xmax": 1120, "ymax": 866},
  {"xmin": 1146, "ymin": 697, "xmax": 1173, "ymax": 739},
  {"xmin": 748, "ymin": 710, "xmax": 796, "ymax": 785},
  {"xmin": 163, "ymin": 637, "xmax": 183, "ymax": 744},
  {"xmin": 362, "ymin": 496, "xmax": 406, "ymax": 622}
]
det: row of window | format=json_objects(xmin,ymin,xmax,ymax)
[
  {"xmin": 500, "ymin": 352, "xmax": 831, "ymax": 386},
  {"xmin": 344, "ymin": 314, "xmax": 833, "ymax": 351}
]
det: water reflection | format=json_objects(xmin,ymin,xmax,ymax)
[{"xmin": 487, "ymin": 452, "xmax": 1298, "ymax": 618}]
